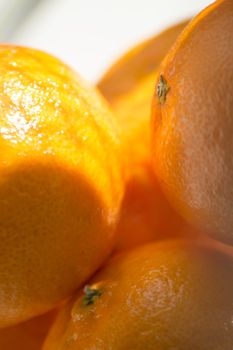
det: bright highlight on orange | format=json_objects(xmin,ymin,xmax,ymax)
[
  {"xmin": 0, "ymin": 1, "xmax": 233, "ymax": 349},
  {"xmin": 0, "ymin": 45, "xmax": 123, "ymax": 327}
]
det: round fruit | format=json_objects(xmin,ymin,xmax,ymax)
[
  {"xmin": 0, "ymin": 45, "xmax": 123, "ymax": 326},
  {"xmin": 99, "ymin": 21, "xmax": 194, "ymax": 250},
  {"xmin": 151, "ymin": 0, "xmax": 233, "ymax": 244},
  {"xmin": 0, "ymin": 311, "xmax": 56, "ymax": 350},
  {"xmin": 114, "ymin": 166, "xmax": 198, "ymax": 250},
  {"xmin": 44, "ymin": 239, "xmax": 233, "ymax": 350},
  {"xmin": 99, "ymin": 20, "xmax": 189, "ymax": 169}
]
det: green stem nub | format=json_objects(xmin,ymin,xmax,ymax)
[
  {"xmin": 157, "ymin": 75, "xmax": 170, "ymax": 104},
  {"xmin": 82, "ymin": 285, "xmax": 102, "ymax": 306}
]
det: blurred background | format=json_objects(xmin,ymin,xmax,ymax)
[{"xmin": 1, "ymin": 0, "xmax": 213, "ymax": 82}]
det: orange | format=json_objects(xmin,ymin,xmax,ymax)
[
  {"xmin": 151, "ymin": 0, "xmax": 233, "ymax": 244},
  {"xmin": 44, "ymin": 239, "xmax": 233, "ymax": 350},
  {"xmin": 98, "ymin": 21, "xmax": 196, "ymax": 250},
  {"xmin": 0, "ymin": 45, "xmax": 123, "ymax": 327},
  {"xmin": 114, "ymin": 165, "xmax": 200, "ymax": 250},
  {"xmin": 0, "ymin": 310, "xmax": 56, "ymax": 350},
  {"xmin": 99, "ymin": 20, "xmax": 189, "ymax": 169}
]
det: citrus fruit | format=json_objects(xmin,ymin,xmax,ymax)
[
  {"xmin": 44, "ymin": 239, "xmax": 233, "ymax": 350},
  {"xmin": 0, "ymin": 45, "xmax": 123, "ymax": 326},
  {"xmin": 99, "ymin": 20, "xmax": 189, "ymax": 169},
  {"xmin": 98, "ymin": 21, "xmax": 194, "ymax": 250},
  {"xmin": 0, "ymin": 310, "xmax": 56, "ymax": 350},
  {"xmin": 151, "ymin": 0, "xmax": 233, "ymax": 244}
]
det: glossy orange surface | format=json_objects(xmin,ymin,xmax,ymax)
[
  {"xmin": 44, "ymin": 239, "xmax": 233, "ymax": 350},
  {"xmin": 151, "ymin": 0, "xmax": 233, "ymax": 244},
  {"xmin": 0, "ymin": 45, "xmax": 123, "ymax": 326}
]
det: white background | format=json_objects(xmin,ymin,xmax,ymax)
[{"xmin": 7, "ymin": 0, "xmax": 214, "ymax": 82}]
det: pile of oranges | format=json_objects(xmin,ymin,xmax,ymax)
[{"xmin": 0, "ymin": 0, "xmax": 233, "ymax": 349}]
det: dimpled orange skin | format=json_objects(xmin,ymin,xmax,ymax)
[
  {"xmin": 98, "ymin": 21, "xmax": 197, "ymax": 250},
  {"xmin": 0, "ymin": 310, "xmax": 56, "ymax": 350},
  {"xmin": 151, "ymin": 0, "xmax": 233, "ymax": 244},
  {"xmin": 0, "ymin": 45, "xmax": 123, "ymax": 327},
  {"xmin": 44, "ymin": 239, "xmax": 233, "ymax": 350}
]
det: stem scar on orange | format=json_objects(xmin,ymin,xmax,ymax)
[{"xmin": 157, "ymin": 75, "xmax": 170, "ymax": 104}]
